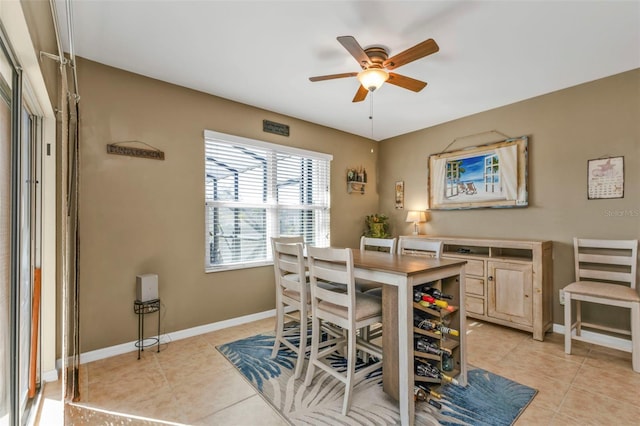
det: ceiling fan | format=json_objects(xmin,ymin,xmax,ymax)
[{"xmin": 309, "ymin": 35, "xmax": 439, "ymax": 102}]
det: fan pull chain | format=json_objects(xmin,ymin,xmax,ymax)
[{"xmin": 369, "ymin": 91, "xmax": 374, "ymax": 139}]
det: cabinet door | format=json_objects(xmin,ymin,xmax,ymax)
[{"xmin": 487, "ymin": 261, "xmax": 533, "ymax": 326}]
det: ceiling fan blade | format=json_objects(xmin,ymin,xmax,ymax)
[
  {"xmin": 387, "ymin": 73, "xmax": 427, "ymax": 92},
  {"xmin": 337, "ymin": 36, "xmax": 371, "ymax": 68},
  {"xmin": 309, "ymin": 72, "xmax": 358, "ymax": 82},
  {"xmin": 383, "ymin": 39, "xmax": 439, "ymax": 70},
  {"xmin": 352, "ymin": 85, "xmax": 369, "ymax": 102}
]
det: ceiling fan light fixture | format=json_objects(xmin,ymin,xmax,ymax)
[{"xmin": 357, "ymin": 68, "xmax": 389, "ymax": 92}]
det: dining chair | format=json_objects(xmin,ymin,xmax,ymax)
[
  {"xmin": 563, "ymin": 238, "xmax": 639, "ymax": 372},
  {"xmin": 360, "ymin": 236, "xmax": 398, "ymax": 253},
  {"xmin": 357, "ymin": 236, "xmax": 397, "ymax": 354},
  {"xmin": 270, "ymin": 237, "xmax": 309, "ymax": 379},
  {"xmin": 356, "ymin": 236, "xmax": 397, "ymax": 293},
  {"xmin": 271, "ymin": 237, "xmax": 345, "ymax": 379},
  {"xmin": 397, "ymin": 236, "xmax": 443, "ymax": 258},
  {"xmin": 304, "ymin": 246, "xmax": 383, "ymax": 415}
]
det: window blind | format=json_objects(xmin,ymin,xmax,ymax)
[{"xmin": 204, "ymin": 131, "xmax": 331, "ymax": 270}]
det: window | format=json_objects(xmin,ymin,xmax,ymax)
[{"xmin": 204, "ymin": 130, "xmax": 332, "ymax": 271}]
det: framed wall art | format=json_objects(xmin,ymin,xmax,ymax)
[
  {"xmin": 428, "ymin": 136, "xmax": 528, "ymax": 210},
  {"xmin": 587, "ymin": 156, "xmax": 624, "ymax": 200},
  {"xmin": 395, "ymin": 180, "xmax": 404, "ymax": 209}
]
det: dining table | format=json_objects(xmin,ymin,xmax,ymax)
[{"xmin": 350, "ymin": 249, "xmax": 468, "ymax": 426}]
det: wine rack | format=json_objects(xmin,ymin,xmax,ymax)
[{"xmin": 412, "ymin": 277, "xmax": 462, "ymax": 387}]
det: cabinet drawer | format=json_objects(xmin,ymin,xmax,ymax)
[
  {"xmin": 466, "ymin": 277, "xmax": 484, "ymax": 296},
  {"xmin": 466, "ymin": 296, "xmax": 485, "ymax": 315},
  {"xmin": 465, "ymin": 259, "xmax": 485, "ymax": 277}
]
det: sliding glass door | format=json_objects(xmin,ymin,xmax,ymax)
[
  {"xmin": 18, "ymin": 106, "xmax": 34, "ymax": 421},
  {"xmin": 0, "ymin": 52, "xmax": 13, "ymax": 426},
  {"xmin": 0, "ymin": 27, "xmax": 41, "ymax": 426}
]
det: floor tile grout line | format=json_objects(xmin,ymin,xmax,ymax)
[
  {"xmin": 552, "ymin": 346, "xmax": 591, "ymax": 423},
  {"xmin": 191, "ymin": 393, "xmax": 262, "ymax": 424},
  {"xmin": 59, "ymin": 318, "xmax": 639, "ymax": 426},
  {"xmin": 150, "ymin": 349, "xmax": 189, "ymax": 423}
]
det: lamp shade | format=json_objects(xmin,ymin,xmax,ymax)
[
  {"xmin": 406, "ymin": 211, "xmax": 427, "ymax": 223},
  {"xmin": 357, "ymin": 68, "xmax": 389, "ymax": 92}
]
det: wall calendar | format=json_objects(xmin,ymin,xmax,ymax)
[{"xmin": 587, "ymin": 156, "xmax": 624, "ymax": 200}]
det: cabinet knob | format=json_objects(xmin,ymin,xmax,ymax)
[{"xmin": 488, "ymin": 276, "xmax": 493, "ymax": 281}]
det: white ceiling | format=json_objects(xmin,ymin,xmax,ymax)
[{"xmin": 54, "ymin": 0, "xmax": 640, "ymax": 141}]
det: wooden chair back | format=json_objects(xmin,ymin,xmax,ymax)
[
  {"xmin": 271, "ymin": 236, "xmax": 306, "ymax": 291},
  {"xmin": 397, "ymin": 237, "xmax": 443, "ymax": 258},
  {"xmin": 574, "ymin": 238, "xmax": 638, "ymax": 290},
  {"xmin": 307, "ymin": 246, "xmax": 355, "ymax": 327},
  {"xmin": 360, "ymin": 236, "xmax": 397, "ymax": 254}
]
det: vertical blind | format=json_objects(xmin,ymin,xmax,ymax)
[{"xmin": 204, "ymin": 130, "xmax": 332, "ymax": 270}]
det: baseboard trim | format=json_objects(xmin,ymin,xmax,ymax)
[
  {"xmin": 552, "ymin": 323, "xmax": 632, "ymax": 352},
  {"xmin": 55, "ymin": 314, "xmax": 633, "ymax": 376},
  {"xmin": 42, "ymin": 368, "xmax": 59, "ymax": 382},
  {"xmin": 55, "ymin": 308, "xmax": 278, "ymax": 371}
]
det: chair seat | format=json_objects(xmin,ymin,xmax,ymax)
[
  {"xmin": 318, "ymin": 293, "xmax": 382, "ymax": 322},
  {"xmin": 564, "ymin": 281, "xmax": 640, "ymax": 302},
  {"xmin": 364, "ymin": 287, "xmax": 382, "ymax": 298},
  {"xmin": 283, "ymin": 281, "xmax": 346, "ymax": 303},
  {"xmin": 355, "ymin": 278, "xmax": 382, "ymax": 293},
  {"xmin": 282, "ymin": 272, "xmax": 307, "ymax": 283}
]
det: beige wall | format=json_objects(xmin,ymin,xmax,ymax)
[
  {"xmin": 379, "ymin": 69, "xmax": 640, "ymax": 329},
  {"xmin": 20, "ymin": 0, "xmax": 59, "ymax": 108},
  {"xmin": 77, "ymin": 58, "xmax": 378, "ymax": 352},
  {"xmin": 78, "ymin": 57, "xmax": 638, "ymax": 352}
]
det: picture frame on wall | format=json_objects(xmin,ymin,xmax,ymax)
[
  {"xmin": 587, "ymin": 156, "xmax": 624, "ymax": 200},
  {"xmin": 395, "ymin": 180, "xmax": 404, "ymax": 209},
  {"xmin": 428, "ymin": 136, "xmax": 528, "ymax": 210}
]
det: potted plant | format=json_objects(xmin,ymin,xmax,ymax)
[{"xmin": 364, "ymin": 213, "xmax": 390, "ymax": 238}]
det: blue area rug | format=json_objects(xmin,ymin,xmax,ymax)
[{"xmin": 217, "ymin": 329, "xmax": 537, "ymax": 425}]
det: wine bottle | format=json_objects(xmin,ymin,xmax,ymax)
[
  {"xmin": 416, "ymin": 383, "xmax": 442, "ymax": 399},
  {"xmin": 415, "ymin": 359, "xmax": 440, "ymax": 379},
  {"xmin": 417, "ymin": 300, "xmax": 440, "ymax": 310},
  {"xmin": 428, "ymin": 398, "xmax": 442, "ymax": 410},
  {"xmin": 415, "ymin": 337, "xmax": 451, "ymax": 356},
  {"xmin": 442, "ymin": 352, "xmax": 454, "ymax": 371},
  {"xmin": 413, "ymin": 289, "xmax": 426, "ymax": 303},
  {"xmin": 422, "ymin": 287, "xmax": 453, "ymax": 300},
  {"xmin": 414, "ymin": 386, "xmax": 427, "ymax": 401},
  {"xmin": 414, "ymin": 315, "xmax": 460, "ymax": 336},
  {"xmin": 415, "ymin": 360, "xmax": 459, "ymax": 385},
  {"xmin": 415, "ymin": 292, "xmax": 453, "ymax": 311}
]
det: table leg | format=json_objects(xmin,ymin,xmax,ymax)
[
  {"xmin": 397, "ymin": 279, "xmax": 414, "ymax": 426},
  {"xmin": 382, "ymin": 286, "xmax": 399, "ymax": 396}
]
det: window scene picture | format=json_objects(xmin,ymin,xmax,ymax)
[{"xmin": 428, "ymin": 137, "xmax": 528, "ymax": 210}]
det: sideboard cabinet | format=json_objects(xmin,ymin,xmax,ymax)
[{"xmin": 409, "ymin": 236, "xmax": 553, "ymax": 341}]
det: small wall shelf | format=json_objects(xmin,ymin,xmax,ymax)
[{"xmin": 347, "ymin": 180, "xmax": 366, "ymax": 194}]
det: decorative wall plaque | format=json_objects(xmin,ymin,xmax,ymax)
[
  {"xmin": 106, "ymin": 143, "xmax": 165, "ymax": 160},
  {"xmin": 263, "ymin": 120, "xmax": 290, "ymax": 137}
]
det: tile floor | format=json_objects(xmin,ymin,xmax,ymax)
[{"xmin": 35, "ymin": 318, "xmax": 640, "ymax": 425}]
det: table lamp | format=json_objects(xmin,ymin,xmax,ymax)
[{"xmin": 406, "ymin": 211, "xmax": 427, "ymax": 235}]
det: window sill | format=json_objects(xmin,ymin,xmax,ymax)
[{"xmin": 205, "ymin": 260, "xmax": 273, "ymax": 273}]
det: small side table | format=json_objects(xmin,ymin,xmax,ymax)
[{"xmin": 134, "ymin": 298, "xmax": 161, "ymax": 359}]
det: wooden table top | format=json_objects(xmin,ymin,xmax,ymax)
[{"xmin": 351, "ymin": 249, "xmax": 466, "ymax": 276}]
